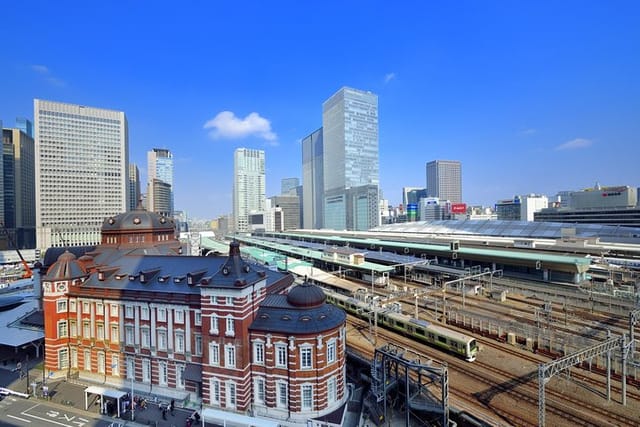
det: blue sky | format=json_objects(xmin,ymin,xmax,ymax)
[{"xmin": 1, "ymin": 1, "xmax": 638, "ymax": 219}]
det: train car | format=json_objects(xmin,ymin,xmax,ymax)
[{"xmin": 325, "ymin": 290, "xmax": 478, "ymax": 362}]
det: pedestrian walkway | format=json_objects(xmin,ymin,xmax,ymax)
[{"xmin": 1, "ymin": 365, "xmax": 203, "ymax": 427}]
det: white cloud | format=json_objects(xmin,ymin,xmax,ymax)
[
  {"xmin": 384, "ymin": 72, "xmax": 396, "ymax": 83},
  {"xmin": 555, "ymin": 138, "xmax": 593, "ymax": 151},
  {"xmin": 30, "ymin": 64, "xmax": 66, "ymax": 87},
  {"xmin": 519, "ymin": 128, "xmax": 536, "ymax": 135},
  {"xmin": 203, "ymin": 111, "xmax": 277, "ymax": 141},
  {"xmin": 31, "ymin": 65, "xmax": 49, "ymax": 74}
]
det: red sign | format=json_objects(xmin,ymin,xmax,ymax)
[{"xmin": 450, "ymin": 203, "xmax": 467, "ymax": 214}]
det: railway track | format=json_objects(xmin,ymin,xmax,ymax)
[{"xmin": 347, "ymin": 315, "xmax": 640, "ymax": 426}]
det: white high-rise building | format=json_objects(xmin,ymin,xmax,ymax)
[
  {"xmin": 34, "ymin": 99, "xmax": 128, "ymax": 249},
  {"xmin": 322, "ymin": 87, "xmax": 379, "ymax": 231},
  {"xmin": 233, "ymin": 148, "xmax": 265, "ymax": 233},
  {"xmin": 147, "ymin": 148, "xmax": 174, "ymax": 216},
  {"xmin": 426, "ymin": 160, "xmax": 462, "ymax": 203}
]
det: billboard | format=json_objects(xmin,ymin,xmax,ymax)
[{"xmin": 450, "ymin": 203, "xmax": 467, "ymax": 214}]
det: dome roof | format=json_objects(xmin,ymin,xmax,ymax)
[
  {"xmin": 44, "ymin": 250, "xmax": 86, "ymax": 281},
  {"xmin": 102, "ymin": 208, "xmax": 175, "ymax": 233},
  {"xmin": 286, "ymin": 281, "xmax": 326, "ymax": 308}
]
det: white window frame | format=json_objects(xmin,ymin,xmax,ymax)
[
  {"xmin": 276, "ymin": 381, "xmax": 288, "ymax": 408},
  {"xmin": 142, "ymin": 359, "xmax": 151, "ymax": 383},
  {"xmin": 157, "ymin": 330, "xmax": 167, "ymax": 351},
  {"xmin": 300, "ymin": 345, "xmax": 312, "ymax": 370},
  {"xmin": 110, "ymin": 324, "xmax": 119, "ymax": 342},
  {"xmin": 225, "ymin": 315, "xmax": 235, "ymax": 337},
  {"xmin": 110, "ymin": 304, "xmax": 119, "ymax": 317},
  {"xmin": 301, "ymin": 383, "xmax": 313, "ymax": 410},
  {"xmin": 83, "ymin": 350, "xmax": 91, "ymax": 371},
  {"xmin": 176, "ymin": 364, "xmax": 185, "ymax": 389},
  {"xmin": 158, "ymin": 361, "xmax": 168, "ymax": 386},
  {"xmin": 210, "ymin": 314, "xmax": 219, "ymax": 334},
  {"xmin": 69, "ymin": 320, "xmax": 77, "ymax": 337},
  {"xmin": 96, "ymin": 323, "xmax": 105, "ymax": 340},
  {"xmin": 327, "ymin": 339, "xmax": 337, "ymax": 364},
  {"xmin": 56, "ymin": 299, "xmax": 67, "ymax": 313},
  {"xmin": 83, "ymin": 321, "xmax": 91, "ymax": 338},
  {"xmin": 254, "ymin": 377, "xmax": 265, "ymax": 404},
  {"xmin": 209, "ymin": 342, "xmax": 220, "ymax": 366},
  {"xmin": 111, "ymin": 355, "xmax": 119, "ymax": 376},
  {"xmin": 125, "ymin": 325, "xmax": 134, "ymax": 345},
  {"xmin": 175, "ymin": 331, "xmax": 185, "ymax": 353},
  {"xmin": 195, "ymin": 334, "xmax": 202, "ymax": 356},
  {"xmin": 174, "ymin": 309, "xmax": 184, "ymax": 324},
  {"xmin": 96, "ymin": 303, "xmax": 104, "ymax": 316},
  {"xmin": 71, "ymin": 348, "xmax": 78, "ymax": 369},
  {"xmin": 125, "ymin": 305, "xmax": 134, "ymax": 319},
  {"xmin": 211, "ymin": 378, "xmax": 220, "ymax": 405},
  {"xmin": 157, "ymin": 308, "xmax": 167, "ymax": 322},
  {"xmin": 226, "ymin": 381, "xmax": 236, "ymax": 408},
  {"xmin": 141, "ymin": 327, "xmax": 150, "ymax": 348},
  {"xmin": 141, "ymin": 306, "xmax": 149, "ymax": 320},
  {"xmin": 57, "ymin": 320, "xmax": 68, "ymax": 338},
  {"xmin": 69, "ymin": 299, "xmax": 76, "ymax": 312},
  {"xmin": 97, "ymin": 352, "xmax": 105, "ymax": 374},
  {"xmin": 328, "ymin": 376, "xmax": 337, "ymax": 403},
  {"xmin": 194, "ymin": 310, "xmax": 202, "ymax": 326},
  {"xmin": 253, "ymin": 341, "xmax": 265, "ymax": 365},
  {"xmin": 275, "ymin": 344, "xmax": 287, "ymax": 368},
  {"xmin": 126, "ymin": 357, "xmax": 134, "ymax": 380},
  {"xmin": 82, "ymin": 301, "xmax": 90, "ymax": 314},
  {"xmin": 58, "ymin": 348, "xmax": 69, "ymax": 369},
  {"xmin": 225, "ymin": 344, "xmax": 236, "ymax": 368}
]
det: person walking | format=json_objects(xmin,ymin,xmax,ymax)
[
  {"xmin": 170, "ymin": 399, "xmax": 175, "ymax": 416},
  {"xmin": 162, "ymin": 406, "xmax": 167, "ymax": 420}
]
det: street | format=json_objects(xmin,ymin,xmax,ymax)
[{"xmin": 0, "ymin": 395, "xmax": 118, "ymax": 427}]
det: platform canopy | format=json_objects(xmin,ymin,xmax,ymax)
[{"xmin": 84, "ymin": 385, "xmax": 127, "ymax": 418}]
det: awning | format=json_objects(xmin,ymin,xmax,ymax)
[
  {"xmin": 183, "ymin": 363, "xmax": 202, "ymax": 382},
  {"xmin": 84, "ymin": 385, "xmax": 127, "ymax": 418},
  {"xmin": 202, "ymin": 408, "xmax": 280, "ymax": 427}
]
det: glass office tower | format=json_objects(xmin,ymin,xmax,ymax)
[
  {"xmin": 34, "ymin": 99, "xmax": 129, "ymax": 248},
  {"xmin": 322, "ymin": 87, "xmax": 379, "ymax": 231}
]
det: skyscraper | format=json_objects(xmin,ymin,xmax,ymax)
[
  {"xmin": 2, "ymin": 126, "xmax": 36, "ymax": 248},
  {"xmin": 281, "ymin": 177, "xmax": 299, "ymax": 195},
  {"xmin": 321, "ymin": 87, "xmax": 379, "ymax": 231},
  {"xmin": 301, "ymin": 127, "xmax": 324, "ymax": 229},
  {"xmin": 34, "ymin": 99, "xmax": 128, "ymax": 249},
  {"xmin": 233, "ymin": 148, "xmax": 265, "ymax": 233},
  {"xmin": 147, "ymin": 148, "xmax": 174, "ymax": 216},
  {"xmin": 426, "ymin": 160, "xmax": 462, "ymax": 203},
  {"xmin": 128, "ymin": 163, "xmax": 141, "ymax": 210}
]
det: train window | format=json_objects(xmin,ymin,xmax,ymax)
[
  {"xmin": 469, "ymin": 340, "xmax": 477, "ymax": 350},
  {"xmin": 428, "ymin": 333, "xmax": 435, "ymax": 340},
  {"xmin": 438, "ymin": 336, "xmax": 447, "ymax": 344},
  {"xmin": 450, "ymin": 341, "xmax": 457, "ymax": 348},
  {"xmin": 415, "ymin": 328, "xmax": 425, "ymax": 336}
]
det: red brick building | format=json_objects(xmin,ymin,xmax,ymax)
[{"xmin": 42, "ymin": 208, "xmax": 348, "ymax": 425}]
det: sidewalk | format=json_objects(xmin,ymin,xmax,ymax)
[{"xmin": 2, "ymin": 365, "xmax": 201, "ymax": 427}]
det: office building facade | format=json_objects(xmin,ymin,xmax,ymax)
[
  {"xmin": 322, "ymin": 87, "xmax": 379, "ymax": 231},
  {"xmin": 147, "ymin": 148, "xmax": 173, "ymax": 216},
  {"xmin": 128, "ymin": 163, "xmax": 141, "ymax": 211},
  {"xmin": 426, "ymin": 160, "xmax": 462, "ymax": 203},
  {"xmin": 34, "ymin": 99, "xmax": 129, "ymax": 249},
  {"xmin": 2, "ymin": 124, "xmax": 36, "ymax": 248},
  {"xmin": 302, "ymin": 128, "xmax": 324, "ymax": 229},
  {"xmin": 269, "ymin": 194, "xmax": 300, "ymax": 231},
  {"xmin": 233, "ymin": 148, "xmax": 265, "ymax": 233},
  {"xmin": 535, "ymin": 185, "xmax": 640, "ymax": 227},
  {"xmin": 280, "ymin": 177, "xmax": 299, "ymax": 195}
]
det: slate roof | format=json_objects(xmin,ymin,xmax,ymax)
[{"xmin": 250, "ymin": 293, "xmax": 346, "ymax": 334}]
